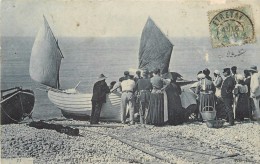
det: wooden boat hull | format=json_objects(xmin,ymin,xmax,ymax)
[
  {"xmin": 48, "ymin": 89, "xmax": 197, "ymax": 122},
  {"xmin": 48, "ymin": 90, "xmax": 122, "ymax": 122},
  {"xmin": 1, "ymin": 88, "xmax": 35, "ymax": 124}
]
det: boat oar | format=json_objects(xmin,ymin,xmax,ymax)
[
  {"xmin": 110, "ymin": 86, "xmax": 120, "ymax": 93},
  {"xmin": 74, "ymin": 81, "xmax": 81, "ymax": 89}
]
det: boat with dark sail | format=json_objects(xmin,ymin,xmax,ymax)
[
  {"xmin": 30, "ymin": 16, "xmax": 121, "ymax": 121},
  {"xmin": 1, "ymin": 87, "xmax": 35, "ymax": 124},
  {"xmin": 30, "ymin": 16, "xmax": 196, "ymax": 122},
  {"xmin": 138, "ymin": 17, "xmax": 197, "ymax": 112}
]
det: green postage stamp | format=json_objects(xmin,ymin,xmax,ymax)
[{"xmin": 208, "ymin": 5, "xmax": 256, "ymax": 48}]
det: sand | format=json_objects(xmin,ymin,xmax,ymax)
[{"xmin": 1, "ymin": 119, "xmax": 260, "ymax": 164}]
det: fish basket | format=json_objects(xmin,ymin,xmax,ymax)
[
  {"xmin": 200, "ymin": 111, "xmax": 216, "ymax": 121},
  {"xmin": 206, "ymin": 120, "xmax": 225, "ymax": 128}
]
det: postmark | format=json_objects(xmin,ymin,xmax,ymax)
[{"xmin": 208, "ymin": 6, "xmax": 255, "ymax": 48}]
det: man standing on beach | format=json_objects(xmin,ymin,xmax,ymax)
[
  {"xmin": 120, "ymin": 74, "xmax": 136, "ymax": 124},
  {"xmin": 221, "ymin": 68, "xmax": 236, "ymax": 126},
  {"xmin": 91, "ymin": 74, "xmax": 110, "ymax": 124},
  {"xmin": 135, "ymin": 70, "xmax": 152, "ymax": 124},
  {"xmin": 248, "ymin": 65, "xmax": 260, "ymax": 121}
]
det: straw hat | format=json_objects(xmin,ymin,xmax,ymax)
[
  {"xmin": 248, "ymin": 65, "xmax": 258, "ymax": 72},
  {"xmin": 197, "ymin": 73, "xmax": 205, "ymax": 79},
  {"xmin": 214, "ymin": 70, "xmax": 220, "ymax": 75},
  {"xmin": 97, "ymin": 74, "xmax": 107, "ymax": 81}
]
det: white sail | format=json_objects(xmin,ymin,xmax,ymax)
[{"xmin": 30, "ymin": 16, "xmax": 63, "ymax": 88}]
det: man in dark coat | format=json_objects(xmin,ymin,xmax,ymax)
[
  {"xmin": 91, "ymin": 74, "xmax": 110, "ymax": 124},
  {"xmin": 221, "ymin": 68, "xmax": 236, "ymax": 126}
]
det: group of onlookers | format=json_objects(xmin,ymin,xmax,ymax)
[
  {"xmin": 115, "ymin": 68, "xmax": 182, "ymax": 126},
  {"xmin": 90, "ymin": 68, "xmax": 184, "ymax": 126},
  {"xmin": 90, "ymin": 65, "xmax": 260, "ymax": 126},
  {"xmin": 195, "ymin": 65, "xmax": 260, "ymax": 126}
]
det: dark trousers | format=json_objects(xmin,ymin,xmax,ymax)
[
  {"xmin": 140, "ymin": 102, "xmax": 149, "ymax": 124},
  {"xmin": 222, "ymin": 97, "xmax": 234, "ymax": 125},
  {"xmin": 91, "ymin": 101, "xmax": 103, "ymax": 124},
  {"xmin": 248, "ymin": 98, "xmax": 255, "ymax": 119}
]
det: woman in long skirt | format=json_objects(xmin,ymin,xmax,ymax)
[
  {"xmin": 166, "ymin": 77, "xmax": 183, "ymax": 125},
  {"xmin": 234, "ymin": 74, "xmax": 249, "ymax": 121},
  {"xmin": 196, "ymin": 73, "xmax": 216, "ymax": 120},
  {"xmin": 146, "ymin": 68, "xmax": 169, "ymax": 126}
]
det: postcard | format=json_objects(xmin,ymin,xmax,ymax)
[{"xmin": 1, "ymin": 0, "xmax": 260, "ymax": 163}]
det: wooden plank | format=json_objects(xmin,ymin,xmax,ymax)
[{"xmin": 62, "ymin": 124, "xmax": 124, "ymax": 128}]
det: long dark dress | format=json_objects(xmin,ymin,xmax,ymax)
[
  {"xmin": 245, "ymin": 77, "xmax": 254, "ymax": 119},
  {"xmin": 166, "ymin": 83, "xmax": 183, "ymax": 125},
  {"xmin": 234, "ymin": 83, "xmax": 249, "ymax": 121},
  {"xmin": 146, "ymin": 75, "xmax": 167, "ymax": 126}
]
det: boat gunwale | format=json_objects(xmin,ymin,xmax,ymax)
[{"xmin": 0, "ymin": 90, "xmax": 34, "ymax": 104}]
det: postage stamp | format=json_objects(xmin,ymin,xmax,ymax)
[{"xmin": 208, "ymin": 5, "xmax": 256, "ymax": 48}]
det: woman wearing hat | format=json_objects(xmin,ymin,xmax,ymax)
[
  {"xmin": 196, "ymin": 73, "xmax": 216, "ymax": 120},
  {"xmin": 91, "ymin": 74, "xmax": 110, "ymax": 124},
  {"xmin": 146, "ymin": 68, "xmax": 170, "ymax": 126},
  {"xmin": 203, "ymin": 68, "xmax": 212, "ymax": 81},
  {"xmin": 213, "ymin": 70, "xmax": 223, "ymax": 98},
  {"xmin": 233, "ymin": 74, "xmax": 249, "ymax": 121},
  {"xmin": 165, "ymin": 72, "xmax": 183, "ymax": 125}
]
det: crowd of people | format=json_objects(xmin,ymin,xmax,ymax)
[
  {"xmin": 195, "ymin": 65, "xmax": 260, "ymax": 126},
  {"xmin": 90, "ymin": 68, "xmax": 184, "ymax": 126},
  {"xmin": 90, "ymin": 65, "xmax": 260, "ymax": 126}
]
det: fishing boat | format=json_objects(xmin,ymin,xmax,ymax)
[
  {"xmin": 30, "ymin": 16, "xmax": 196, "ymax": 122},
  {"xmin": 1, "ymin": 87, "xmax": 35, "ymax": 124},
  {"xmin": 30, "ymin": 16, "xmax": 121, "ymax": 122}
]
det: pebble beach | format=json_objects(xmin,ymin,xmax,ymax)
[{"xmin": 1, "ymin": 119, "xmax": 260, "ymax": 164}]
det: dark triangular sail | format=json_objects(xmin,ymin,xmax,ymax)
[
  {"xmin": 138, "ymin": 17, "xmax": 173, "ymax": 74},
  {"xmin": 30, "ymin": 16, "xmax": 63, "ymax": 89}
]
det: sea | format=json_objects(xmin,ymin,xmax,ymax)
[{"xmin": 1, "ymin": 36, "xmax": 260, "ymax": 120}]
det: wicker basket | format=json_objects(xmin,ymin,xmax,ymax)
[
  {"xmin": 200, "ymin": 111, "xmax": 216, "ymax": 121},
  {"xmin": 206, "ymin": 120, "xmax": 225, "ymax": 128}
]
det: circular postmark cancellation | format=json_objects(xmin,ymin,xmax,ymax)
[{"xmin": 209, "ymin": 6, "xmax": 255, "ymax": 48}]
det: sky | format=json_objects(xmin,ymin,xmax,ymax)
[{"xmin": 1, "ymin": 0, "xmax": 260, "ymax": 37}]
